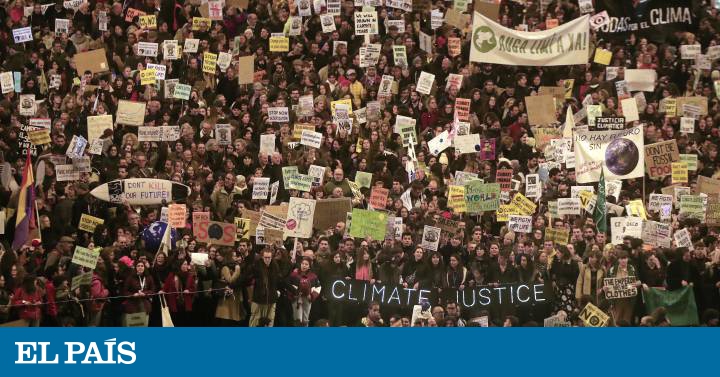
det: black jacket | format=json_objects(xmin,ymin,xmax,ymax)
[{"xmin": 247, "ymin": 260, "xmax": 283, "ymax": 305}]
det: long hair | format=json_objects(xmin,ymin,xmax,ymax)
[
  {"xmin": 21, "ymin": 275, "xmax": 37, "ymax": 294},
  {"xmin": 355, "ymin": 247, "xmax": 373, "ymax": 279}
]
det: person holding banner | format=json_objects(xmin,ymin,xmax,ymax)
[{"xmin": 605, "ymin": 251, "xmax": 641, "ymax": 326}]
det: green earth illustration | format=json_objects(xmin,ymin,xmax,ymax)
[{"xmin": 473, "ymin": 25, "xmax": 497, "ymax": 53}]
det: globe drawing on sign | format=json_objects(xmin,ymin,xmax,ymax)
[
  {"xmin": 605, "ymin": 138, "xmax": 639, "ymax": 176},
  {"xmin": 473, "ymin": 26, "xmax": 497, "ymax": 53},
  {"xmin": 140, "ymin": 221, "xmax": 177, "ymax": 253}
]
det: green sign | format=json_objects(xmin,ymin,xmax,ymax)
[
  {"xmin": 679, "ymin": 195, "xmax": 705, "ymax": 221},
  {"xmin": 288, "ymin": 173, "xmax": 313, "ymax": 192},
  {"xmin": 349, "ymin": 209, "xmax": 388, "ymax": 241},
  {"xmin": 465, "ymin": 182, "xmax": 500, "ymax": 213}
]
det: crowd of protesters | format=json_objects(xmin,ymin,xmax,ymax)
[{"xmin": 1, "ymin": 0, "xmax": 720, "ymax": 327}]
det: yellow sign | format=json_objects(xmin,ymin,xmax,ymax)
[
  {"xmin": 28, "ymin": 129, "xmax": 51, "ymax": 145},
  {"xmin": 578, "ymin": 190, "xmax": 596, "ymax": 211},
  {"xmin": 496, "ymin": 204, "xmax": 520, "ymax": 222},
  {"xmin": 511, "ymin": 193, "xmax": 537, "ymax": 216},
  {"xmin": 593, "ymin": 48, "xmax": 612, "ymax": 65},
  {"xmin": 192, "ymin": 17, "xmax": 211, "ymax": 31},
  {"xmin": 663, "ymin": 98, "xmax": 676, "ymax": 117},
  {"xmin": 292, "ymin": 123, "xmax": 315, "ymax": 140},
  {"xmin": 269, "ymin": 36, "xmax": 289, "ymax": 52},
  {"xmin": 563, "ymin": 79, "xmax": 574, "ymax": 99},
  {"xmin": 626, "ymin": 199, "xmax": 647, "ymax": 220},
  {"xmin": 672, "ymin": 162, "xmax": 688, "ymax": 184},
  {"xmin": 139, "ymin": 15, "xmax": 157, "ymax": 30},
  {"xmin": 448, "ymin": 185, "xmax": 466, "ymax": 213},
  {"xmin": 234, "ymin": 217, "xmax": 251, "ymax": 241},
  {"xmin": 545, "ymin": 227, "xmax": 569, "ymax": 245},
  {"xmin": 203, "ymin": 52, "xmax": 217, "ymax": 74},
  {"xmin": 579, "ymin": 302, "xmax": 609, "ymax": 327},
  {"xmin": 140, "ymin": 68, "xmax": 156, "ymax": 85},
  {"xmin": 79, "ymin": 214, "xmax": 104, "ymax": 233},
  {"xmin": 330, "ymin": 98, "xmax": 353, "ymax": 115}
]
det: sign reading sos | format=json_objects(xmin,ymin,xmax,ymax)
[{"xmin": 192, "ymin": 212, "xmax": 236, "ymax": 246}]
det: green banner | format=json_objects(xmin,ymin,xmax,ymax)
[{"xmin": 644, "ymin": 286, "xmax": 699, "ymax": 326}]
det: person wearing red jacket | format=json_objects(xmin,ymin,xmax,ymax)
[
  {"xmin": 121, "ymin": 262, "xmax": 156, "ymax": 327},
  {"xmin": 89, "ymin": 260, "xmax": 110, "ymax": 327},
  {"xmin": 12, "ymin": 275, "xmax": 43, "ymax": 327},
  {"xmin": 173, "ymin": 260, "xmax": 197, "ymax": 327},
  {"xmin": 287, "ymin": 258, "xmax": 320, "ymax": 327}
]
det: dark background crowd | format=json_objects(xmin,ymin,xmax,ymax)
[{"xmin": 0, "ymin": 0, "xmax": 720, "ymax": 327}]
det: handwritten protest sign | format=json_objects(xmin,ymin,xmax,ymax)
[
  {"xmin": 71, "ymin": 246, "xmax": 100, "ymax": 269},
  {"xmin": 644, "ymin": 140, "xmax": 679, "ymax": 178},
  {"xmin": 78, "ymin": 214, "xmax": 104, "ymax": 233},
  {"xmin": 603, "ymin": 277, "xmax": 638, "ymax": 299}
]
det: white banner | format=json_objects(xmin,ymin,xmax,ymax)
[
  {"xmin": 470, "ymin": 12, "xmax": 589, "ymax": 66},
  {"xmin": 574, "ymin": 126, "xmax": 644, "ymax": 183}
]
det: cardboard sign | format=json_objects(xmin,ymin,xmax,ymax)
[
  {"xmin": 74, "ymin": 49, "xmax": 109, "ymax": 75},
  {"xmin": 194, "ymin": 216, "xmax": 236, "ymax": 246},
  {"xmin": 644, "ymin": 140, "xmax": 680, "ymax": 178},
  {"xmin": 116, "ymin": 100, "xmax": 147, "ymax": 126},
  {"xmin": 525, "ymin": 95, "xmax": 557, "ymax": 125},
  {"xmin": 237, "ymin": 55, "xmax": 254, "ymax": 84},
  {"xmin": 697, "ymin": 175, "xmax": 720, "ymax": 195},
  {"xmin": 671, "ymin": 162, "xmax": 688, "ymax": 184},
  {"xmin": 314, "ymin": 198, "xmax": 352, "ymax": 230},
  {"xmin": 706, "ymin": 196, "xmax": 720, "ymax": 226}
]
